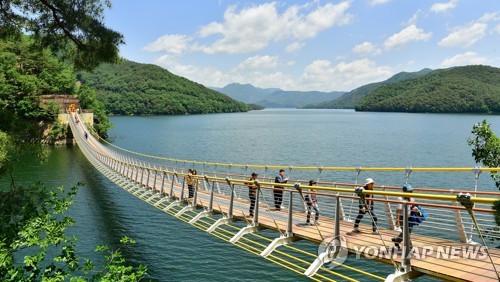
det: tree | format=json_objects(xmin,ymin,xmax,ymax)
[
  {"xmin": 468, "ymin": 120, "xmax": 500, "ymax": 227},
  {"xmin": 0, "ymin": 182, "xmax": 147, "ymax": 281},
  {"xmin": 468, "ymin": 120, "xmax": 500, "ymax": 189},
  {"xmin": 0, "ymin": 0, "xmax": 124, "ymax": 70}
]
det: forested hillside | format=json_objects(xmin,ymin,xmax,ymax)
[
  {"xmin": 77, "ymin": 61, "xmax": 249, "ymax": 115},
  {"xmin": 302, "ymin": 68, "xmax": 432, "ymax": 109},
  {"xmin": 356, "ymin": 65, "xmax": 500, "ymax": 113},
  {"xmin": 0, "ymin": 37, "xmax": 110, "ymax": 138}
]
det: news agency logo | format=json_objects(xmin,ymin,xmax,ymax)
[
  {"xmin": 318, "ymin": 235, "xmax": 349, "ymax": 269},
  {"xmin": 318, "ymin": 235, "xmax": 488, "ymax": 268}
]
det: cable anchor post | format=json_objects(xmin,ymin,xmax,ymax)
[
  {"xmin": 355, "ymin": 186, "xmax": 365, "ymax": 202},
  {"xmin": 456, "ymin": 193, "xmax": 474, "ymax": 215},
  {"xmin": 317, "ymin": 166, "xmax": 323, "ymax": 182}
]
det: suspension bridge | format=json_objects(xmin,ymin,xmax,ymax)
[{"xmin": 68, "ymin": 111, "xmax": 500, "ymax": 282}]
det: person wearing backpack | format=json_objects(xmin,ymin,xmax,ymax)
[
  {"xmin": 391, "ymin": 184, "xmax": 423, "ymax": 249},
  {"xmin": 304, "ymin": 180, "xmax": 320, "ymax": 225},
  {"xmin": 347, "ymin": 178, "xmax": 379, "ymax": 235}
]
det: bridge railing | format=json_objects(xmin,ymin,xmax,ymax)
[
  {"xmin": 79, "ymin": 123, "xmax": 499, "ymax": 246},
  {"xmin": 68, "ymin": 111, "xmax": 500, "ymax": 281}
]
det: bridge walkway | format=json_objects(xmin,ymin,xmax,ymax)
[{"xmin": 67, "ymin": 111, "xmax": 500, "ymax": 282}]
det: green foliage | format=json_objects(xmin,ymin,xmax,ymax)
[
  {"xmin": 247, "ymin": 103, "xmax": 265, "ymax": 110},
  {"xmin": 0, "ymin": 182, "xmax": 80, "ymax": 280},
  {"xmin": 0, "ymin": 37, "xmax": 113, "ymax": 139},
  {"xmin": 0, "ymin": 0, "xmax": 124, "ymax": 70},
  {"xmin": 305, "ymin": 68, "xmax": 433, "ymax": 109},
  {"xmin": 78, "ymin": 85, "xmax": 112, "ymax": 138},
  {"xmin": 467, "ymin": 120, "xmax": 500, "ymax": 189},
  {"xmin": 0, "ymin": 37, "xmax": 77, "ymax": 121},
  {"xmin": 356, "ymin": 65, "xmax": 500, "ymax": 113},
  {"xmin": 77, "ymin": 60, "xmax": 249, "ymax": 115},
  {"xmin": 46, "ymin": 121, "xmax": 69, "ymax": 143},
  {"xmin": 0, "ymin": 182, "xmax": 147, "ymax": 281},
  {"xmin": 494, "ymin": 200, "xmax": 500, "ymax": 227},
  {"xmin": 0, "ymin": 131, "xmax": 14, "ymax": 177},
  {"xmin": 88, "ymin": 237, "xmax": 147, "ymax": 282}
]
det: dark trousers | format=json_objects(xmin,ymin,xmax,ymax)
[
  {"xmin": 249, "ymin": 193, "xmax": 256, "ymax": 216},
  {"xmin": 394, "ymin": 217, "xmax": 416, "ymax": 244},
  {"xmin": 354, "ymin": 206, "xmax": 378, "ymax": 231},
  {"xmin": 188, "ymin": 185, "xmax": 194, "ymax": 198},
  {"xmin": 273, "ymin": 188, "xmax": 283, "ymax": 210},
  {"xmin": 306, "ymin": 203, "xmax": 319, "ymax": 223}
]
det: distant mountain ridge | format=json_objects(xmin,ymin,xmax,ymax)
[
  {"xmin": 356, "ymin": 65, "xmax": 500, "ymax": 113},
  {"xmin": 302, "ymin": 68, "xmax": 433, "ymax": 109},
  {"xmin": 212, "ymin": 83, "xmax": 345, "ymax": 108}
]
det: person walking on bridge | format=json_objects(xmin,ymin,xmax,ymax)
[
  {"xmin": 392, "ymin": 184, "xmax": 421, "ymax": 250},
  {"xmin": 186, "ymin": 169, "xmax": 194, "ymax": 198},
  {"xmin": 247, "ymin": 172, "xmax": 259, "ymax": 217},
  {"xmin": 347, "ymin": 178, "xmax": 379, "ymax": 235},
  {"xmin": 305, "ymin": 180, "xmax": 320, "ymax": 225},
  {"xmin": 274, "ymin": 169, "xmax": 288, "ymax": 211}
]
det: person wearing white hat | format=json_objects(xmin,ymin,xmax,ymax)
[{"xmin": 347, "ymin": 178, "xmax": 379, "ymax": 235}]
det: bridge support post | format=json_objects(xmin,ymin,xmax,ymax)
[
  {"xmin": 189, "ymin": 177, "xmax": 216, "ymax": 224},
  {"xmin": 385, "ymin": 201, "xmax": 424, "ymax": 282},
  {"xmin": 304, "ymin": 195, "xmax": 344, "ymax": 277},
  {"xmin": 229, "ymin": 181, "xmax": 262, "ymax": 243},
  {"xmin": 152, "ymin": 170, "xmax": 157, "ymax": 192},
  {"xmin": 145, "ymin": 169, "xmax": 151, "ymax": 189},
  {"xmin": 261, "ymin": 189, "xmax": 299, "ymax": 257},
  {"xmin": 169, "ymin": 172, "xmax": 178, "ymax": 199},
  {"xmin": 451, "ymin": 190, "xmax": 468, "ymax": 243},
  {"xmin": 383, "ymin": 186, "xmax": 396, "ymax": 230},
  {"xmin": 139, "ymin": 167, "xmax": 145, "ymax": 187},
  {"xmin": 206, "ymin": 178, "xmax": 236, "ymax": 232}
]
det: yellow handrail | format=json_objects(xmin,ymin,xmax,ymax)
[{"xmin": 89, "ymin": 126, "xmax": 499, "ymax": 173}]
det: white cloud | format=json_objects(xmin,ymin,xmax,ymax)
[
  {"xmin": 384, "ymin": 25, "xmax": 432, "ymax": 49},
  {"xmin": 495, "ymin": 24, "xmax": 500, "ymax": 34},
  {"xmin": 440, "ymin": 52, "xmax": 488, "ymax": 68},
  {"xmin": 235, "ymin": 55, "xmax": 279, "ymax": 71},
  {"xmin": 154, "ymin": 55, "xmax": 392, "ymax": 92},
  {"xmin": 430, "ymin": 0, "xmax": 458, "ymax": 13},
  {"xmin": 155, "ymin": 55, "xmax": 232, "ymax": 87},
  {"xmin": 143, "ymin": 35, "xmax": 191, "ymax": 55},
  {"xmin": 438, "ymin": 22, "xmax": 487, "ymax": 47},
  {"xmin": 300, "ymin": 59, "xmax": 393, "ymax": 91},
  {"xmin": 369, "ymin": 0, "xmax": 393, "ymax": 5},
  {"xmin": 286, "ymin": 42, "xmax": 305, "ymax": 53},
  {"xmin": 193, "ymin": 1, "xmax": 352, "ymax": 54},
  {"xmin": 407, "ymin": 9, "xmax": 422, "ymax": 26},
  {"xmin": 438, "ymin": 12, "xmax": 499, "ymax": 48},
  {"xmin": 352, "ymin": 42, "xmax": 381, "ymax": 56}
]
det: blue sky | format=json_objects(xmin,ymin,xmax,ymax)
[{"xmin": 104, "ymin": 0, "xmax": 500, "ymax": 92}]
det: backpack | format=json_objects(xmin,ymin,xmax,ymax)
[{"xmin": 410, "ymin": 205, "xmax": 427, "ymax": 224}]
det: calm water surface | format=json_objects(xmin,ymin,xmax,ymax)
[{"xmin": 10, "ymin": 109, "xmax": 500, "ymax": 281}]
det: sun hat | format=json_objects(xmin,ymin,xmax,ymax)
[{"xmin": 365, "ymin": 178, "xmax": 374, "ymax": 185}]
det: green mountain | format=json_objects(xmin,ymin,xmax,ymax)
[
  {"xmin": 356, "ymin": 65, "xmax": 500, "ymax": 113},
  {"xmin": 211, "ymin": 83, "xmax": 280, "ymax": 103},
  {"xmin": 77, "ymin": 61, "xmax": 249, "ymax": 115},
  {"xmin": 212, "ymin": 83, "xmax": 345, "ymax": 108},
  {"xmin": 302, "ymin": 68, "xmax": 433, "ymax": 109}
]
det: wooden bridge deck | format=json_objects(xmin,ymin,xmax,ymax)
[{"xmin": 143, "ymin": 175, "xmax": 500, "ymax": 282}]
